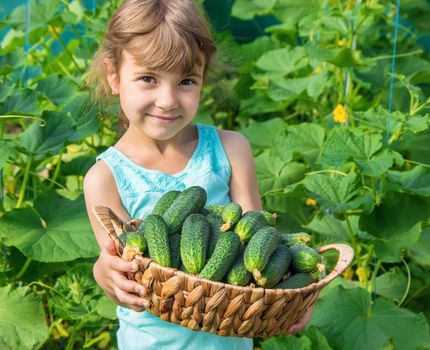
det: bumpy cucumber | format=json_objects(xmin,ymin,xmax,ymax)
[
  {"xmin": 226, "ymin": 246, "xmax": 252, "ymax": 286},
  {"xmin": 244, "ymin": 226, "xmax": 281, "ymax": 275},
  {"xmin": 205, "ymin": 204, "xmax": 225, "ymax": 216},
  {"xmin": 163, "ymin": 186, "xmax": 207, "ymax": 235},
  {"xmin": 180, "ymin": 214, "xmax": 210, "ymax": 274},
  {"xmin": 234, "ymin": 211, "xmax": 266, "ymax": 243},
  {"xmin": 254, "ymin": 244, "xmax": 291, "ymax": 288},
  {"xmin": 119, "ymin": 231, "xmax": 147, "ymax": 252},
  {"xmin": 199, "ymin": 231, "xmax": 241, "ymax": 281},
  {"xmin": 169, "ymin": 234, "xmax": 181, "ymax": 269},
  {"xmin": 142, "ymin": 214, "xmax": 171, "ymax": 267},
  {"xmin": 261, "ymin": 210, "xmax": 277, "ymax": 226},
  {"xmin": 152, "ymin": 190, "xmax": 181, "ymax": 215},
  {"xmin": 220, "ymin": 203, "xmax": 242, "ymax": 232},
  {"xmin": 290, "ymin": 245, "xmax": 325, "ymax": 273},
  {"xmin": 206, "ymin": 213, "xmax": 224, "ymax": 259},
  {"xmin": 275, "ymin": 273, "xmax": 315, "ymax": 289},
  {"xmin": 280, "ymin": 232, "xmax": 311, "ymax": 246}
]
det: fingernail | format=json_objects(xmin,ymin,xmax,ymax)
[
  {"xmin": 138, "ymin": 288, "xmax": 145, "ymax": 295},
  {"xmin": 130, "ymin": 263, "xmax": 138, "ymax": 272}
]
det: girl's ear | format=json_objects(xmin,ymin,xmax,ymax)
[{"xmin": 103, "ymin": 58, "xmax": 119, "ymax": 94}]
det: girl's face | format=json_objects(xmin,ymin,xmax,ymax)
[{"xmin": 108, "ymin": 50, "xmax": 204, "ymax": 141}]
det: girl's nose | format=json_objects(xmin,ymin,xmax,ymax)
[{"xmin": 154, "ymin": 86, "xmax": 179, "ymax": 111}]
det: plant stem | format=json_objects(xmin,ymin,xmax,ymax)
[
  {"xmin": 344, "ymin": 215, "xmax": 358, "ymax": 256},
  {"xmin": 15, "ymin": 257, "xmax": 32, "ymax": 280},
  {"xmin": 16, "ymin": 154, "xmax": 33, "ymax": 208},
  {"xmin": 49, "ymin": 148, "xmax": 64, "ymax": 189},
  {"xmin": 397, "ymin": 258, "xmax": 411, "ymax": 307},
  {"xmin": 49, "ymin": 25, "xmax": 81, "ymax": 72},
  {"xmin": 0, "ymin": 120, "xmax": 4, "ymax": 140},
  {"xmin": 305, "ymin": 169, "xmax": 347, "ymax": 176}
]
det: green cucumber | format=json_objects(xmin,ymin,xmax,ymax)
[
  {"xmin": 180, "ymin": 214, "xmax": 210, "ymax": 274},
  {"xmin": 226, "ymin": 246, "xmax": 252, "ymax": 286},
  {"xmin": 280, "ymin": 232, "xmax": 311, "ymax": 246},
  {"xmin": 244, "ymin": 226, "xmax": 281, "ymax": 275},
  {"xmin": 254, "ymin": 244, "xmax": 291, "ymax": 288},
  {"xmin": 234, "ymin": 211, "xmax": 266, "ymax": 242},
  {"xmin": 162, "ymin": 186, "xmax": 207, "ymax": 235},
  {"xmin": 199, "ymin": 231, "xmax": 241, "ymax": 281},
  {"xmin": 152, "ymin": 190, "xmax": 181, "ymax": 215},
  {"xmin": 261, "ymin": 210, "xmax": 277, "ymax": 226},
  {"xmin": 205, "ymin": 204, "xmax": 225, "ymax": 216},
  {"xmin": 290, "ymin": 245, "xmax": 325, "ymax": 273},
  {"xmin": 142, "ymin": 214, "xmax": 171, "ymax": 267},
  {"xmin": 169, "ymin": 234, "xmax": 181, "ymax": 269},
  {"xmin": 206, "ymin": 213, "xmax": 224, "ymax": 259},
  {"xmin": 275, "ymin": 273, "xmax": 315, "ymax": 289},
  {"xmin": 220, "ymin": 202, "xmax": 242, "ymax": 232}
]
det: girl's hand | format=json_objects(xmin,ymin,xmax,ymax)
[
  {"xmin": 93, "ymin": 239, "xmax": 149, "ymax": 312},
  {"xmin": 286, "ymin": 305, "xmax": 315, "ymax": 334}
]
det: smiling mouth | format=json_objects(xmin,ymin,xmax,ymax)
[{"xmin": 147, "ymin": 114, "xmax": 181, "ymax": 120}]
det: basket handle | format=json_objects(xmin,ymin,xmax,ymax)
[
  {"xmin": 92, "ymin": 206, "xmax": 124, "ymax": 256},
  {"xmin": 316, "ymin": 243, "xmax": 354, "ymax": 287}
]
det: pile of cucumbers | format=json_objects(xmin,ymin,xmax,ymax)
[{"xmin": 119, "ymin": 186, "xmax": 326, "ymax": 290}]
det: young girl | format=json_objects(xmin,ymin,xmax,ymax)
[{"xmin": 83, "ymin": 0, "xmax": 313, "ymax": 349}]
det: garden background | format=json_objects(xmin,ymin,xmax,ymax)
[{"xmin": 1, "ymin": 0, "xmax": 430, "ymax": 349}]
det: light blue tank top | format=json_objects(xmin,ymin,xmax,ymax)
[{"xmin": 96, "ymin": 123, "xmax": 253, "ymax": 350}]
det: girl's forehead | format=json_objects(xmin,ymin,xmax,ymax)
[{"xmin": 121, "ymin": 50, "xmax": 204, "ymax": 76}]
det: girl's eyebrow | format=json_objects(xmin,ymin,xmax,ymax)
[{"xmin": 133, "ymin": 70, "xmax": 202, "ymax": 78}]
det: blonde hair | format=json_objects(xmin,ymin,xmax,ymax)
[{"xmin": 88, "ymin": 0, "xmax": 217, "ymax": 107}]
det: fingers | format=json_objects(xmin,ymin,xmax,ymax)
[
  {"xmin": 103, "ymin": 239, "xmax": 118, "ymax": 255},
  {"xmin": 113, "ymin": 273, "xmax": 147, "ymax": 297},
  {"xmin": 113, "ymin": 285, "xmax": 149, "ymax": 310},
  {"xmin": 287, "ymin": 305, "xmax": 315, "ymax": 334}
]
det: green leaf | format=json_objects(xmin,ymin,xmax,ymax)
[
  {"xmin": 61, "ymin": 155, "xmax": 96, "ymax": 176},
  {"xmin": 409, "ymin": 227, "xmax": 430, "ymax": 266},
  {"xmin": 0, "ymin": 141, "xmax": 18, "ymax": 169},
  {"xmin": 36, "ymin": 74, "xmax": 77, "ymax": 106},
  {"xmin": 0, "ymin": 191, "xmax": 98, "ymax": 262},
  {"xmin": 256, "ymin": 47, "xmax": 308, "ymax": 75},
  {"xmin": 359, "ymin": 192, "xmax": 430, "ymax": 262},
  {"xmin": 311, "ymin": 286, "xmax": 430, "ymax": 350},
  {"xmin": 355, "ymin": 149, "xmax": 395, "ymax": 177},
  {"xmin": 375, "ymin": 267, "xmax": 408, "ymax": 301},
  {"xmin": 319, "ymin": 127, "xmax": 383, "ymax": 169},
  {"xmin": 387, "ymin": 166, "xmax": 430, "ymax": 196},
  {"xmin": 261, "ymin": 334, "xmax": 312, "ymax": 350},
  {"xmin": 18, "ymin": 110, "xmax": 76, "ymax": 160},
  {"xmin": 240, "ymin": 118, "xmax": 286, "ymax": 150},
  {"xmin": 0, "ymin": 285, "xmax": 49, "ymax": 350},
  {"xmin": 95, "ymin": 295, "xmax": 117, "ymax": 320},
  {"xmin": 304, "ymin": 214, "xmax": 350, "ymax": 242},
  {"xmin": 2, "ymin": 88, "xmax": 39, "ymax": 115},
  {"xmin": 274, "ymin": 0, "xmax": 322, "ymax": 25},
  {"xmin": 306, "ymin": 45, "xmax": 365, "ymax": 67},
  {"xmin": 231, "ymin": 0, "xmax": 277, "ymax": 20},
  {"xmin": 274, "ymin": 123, "xmax": 325, "ymax": 165},
  {"xmin": 303, "ymin": 172, "xmax": 374, "ymax": 213}
]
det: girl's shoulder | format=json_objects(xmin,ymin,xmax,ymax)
[{"xmin": 216, "ymin": 128, "xmax": 252, "ymax": 159}]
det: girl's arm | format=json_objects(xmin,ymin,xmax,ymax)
[
  {"xmin": 218, "ymin": 130, "xmax": 262, "ymax": 212},
  {"xmin": 219, "ymin": 129, "xmax": 313, "ymax": 333},
  {"xmin": 83, "ymin": 160, "xmax": 149, "ymax": 311}
]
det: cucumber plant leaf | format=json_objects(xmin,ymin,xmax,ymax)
[
  {"xmin": 36, "ymin": 74, "xmax": 77, "ymax": 106},
  {"xmin": 311, "ymin": 285, "xmax": 430, "ymax": 350},
  {"xmin": 359, "ymin": 192, "xmax": 430, "ymax": 262},
  {"xmin": 303, "ymin": 172, "xmax": 374, "ymax": 213},
  {"xmin": 0, "ymin": 191, "xmax": 98, "ymax": 262},
  {"xmin": 274, "ymin": 123, "xmax": 325, "ymax": 165},
  {"xmin": 241, "ymin": 118, "xmax": 286, "ymax": 150},
  {"xmin": 17, "ymin": 110, "xmax": 76, "ymax": 160},
  {"xmin": 256, "ymin": 47, "xmax": 308, "ymax": 75},
  {"xmin": 1, "ymin": 88, "xmax": 40, "ymax": 115},
  {"xmin": 0, "ymin": 285, "xmax": 49, "ymax": 350},
  {"xmin": 387, "ymin": 166, "xmax": 430, "ymax": 196}
]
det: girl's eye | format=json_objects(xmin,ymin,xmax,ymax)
[
  {"xmin": 181, "ymin": 79, "xmax": 195, "ymax": 86},
  {"xmin": 141, "ymin": 76, "xmax": 156, "ymax": 84}
]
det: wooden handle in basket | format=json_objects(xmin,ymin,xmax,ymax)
[
  {"xmin": 316, "ymin": 243, "xmax": 354, "ymax": 287},
  {"xmin": 93, "ymin": 206, "xmax": 124, "ymax": 256}
]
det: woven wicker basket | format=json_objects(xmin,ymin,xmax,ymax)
[{"xmin": 93, "ymin": 206, "xmax": 354, "ymax": 338}]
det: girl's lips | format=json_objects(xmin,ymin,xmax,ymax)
[{"xmin": 146, "ymin": 114, "xmax": 181, "ymax": 124}]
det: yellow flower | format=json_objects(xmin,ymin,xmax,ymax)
[
  {"xmin": 337, "ymin": 38, "xmax": 347, "ymax": 47},
  {"xmin": 306, "ymin": 198, "xmax": 317, "ymax": 206},
  {"xmin": 342, "ymin": 267, "xmax": 354, "ymax": 281},
  {"xmin": 67, "ymin": 145, "xmax": 78, "ymax": 154},
  {"xmin": 356, "ymin": 266, "xmax": 369, "ymax": 285},
  {"xmin": 314, "ymin": 66, "xmax": 322, "ymax": 73},
  {"xmin": 333, "ymin": 104, "xmax": 348, "ymax": 124}
]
